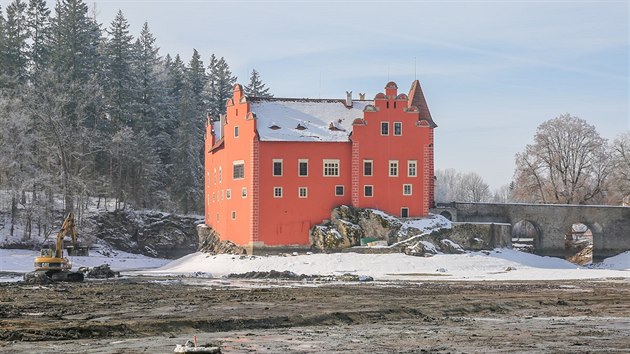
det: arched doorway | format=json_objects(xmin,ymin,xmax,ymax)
[
  {"xmin": 565, "ymin": 223, "xmax": 598, "ymax": 265},
  {"xmin": 440, "ymin": 210, "xmax": 453, "ymax": 221},
  {"xmin": 512, "ymin": 220, "xmax": 541, "ymax": 253}
]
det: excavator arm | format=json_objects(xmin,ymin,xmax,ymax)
[{"xmin": 54, "ymin": 212, "xmax": 78, "ymax": 258}]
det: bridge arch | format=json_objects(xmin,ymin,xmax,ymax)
[{"xmin": 511, "ymin": 220, "xmax": 542, "ymax": 253}]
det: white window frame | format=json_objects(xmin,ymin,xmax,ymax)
[
  {"xmin": 380, "ymin": 121, "xmax": 389, "ymax": 136},
  {"xmin": 226, "ymin": 189, "xmax": 231, "ymax": 199},
  {"xmin": 403, "ymin": 184, "xmax": 413, "ymax": 196},
  {"xmin": 408, "ymin": 160, "xmax": 417, "ymax": 177},
  {"xmin": 389, "ymin": 160, "xmax": 399, "ymax": 177},
  {"xmin": 363, "ymin": 160, "xmax": 373, "ymax": 177},
  {"xmin": 241, "ymin": 187, "xmax": 247, "ymax": 198},
  {"xmin": 233, "ymin": 160, "xmax": 244, "ymax": 180},
  {"xmin": 335, "ymin": 185, "xmax": 345, "ymax": 196},
  {"xmin": 298, "ymin": 187, "xmax": 308, "ymax": 198},
  {"xmin": 231, "ymin": 211, "xmax": 236, "ymax": 220},
  {"xmin": 273, "ymin": 159, "xmax": 283, "ymax": 177},
  {"xmin": 394, "ymin": 122, "xmax": 402, "ymax": 136},
  {"xmin": 323, "ymin": 159, "xmax": 340, "ymax": 177},
  {"xmin": 364, "ymin": 185, "xmax": 374, "ymax": 197},
  {"xmin": 234, "ymin": 126, "xmax": 239, "ymax": 138},
  {"xmin": 298, "ymin": 159, "xmax": 309, "ymax": 177},
  {"xmin": 273, "ymin": 186, "xmax": 283, "ymax": 198}
]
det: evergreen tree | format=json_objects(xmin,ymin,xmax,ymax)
[
  {"xmin": 27, "ymin": 0, "xmax": 51, "ymax": 77},
  {"xmin": 103, "ymin": 10, "xmax": 136, "ymax": 130},
  {"xmin": 4, "ymin": 0, "xmax": 30, "ymax": 85},
  {"xmin": 244, "ymin": 69, "xmax": 273, "ymax": 98},
  {"xmin": 205, "ymin": 54, "xmax": 236, "ymax": 118}
]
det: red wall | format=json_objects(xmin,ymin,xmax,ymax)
[{"xmin": 257, "ymin": 141, "xmax": 352, "ymax": 246}]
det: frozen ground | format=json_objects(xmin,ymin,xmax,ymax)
[{"xmin": 2, "ymin": 247, "xmax": 628, "ymax": 283}]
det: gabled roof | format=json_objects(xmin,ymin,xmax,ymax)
[
  {"xmin": 408, "ymin": 80, "xmax": 436, "ymax": 127},
  {"xmin": 249, "ymin": 98, "xmax": 373, "ymax": 142}
]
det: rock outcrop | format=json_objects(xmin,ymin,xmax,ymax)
[
  {"xmin": 85, "ymin": 210, "xmax": 203, "ymax": 259},
  {"xmin": 196, "ymin": 224, "xmax": 246, "ymax": 255}
]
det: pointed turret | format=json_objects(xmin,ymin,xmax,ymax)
[{"xmin": 408, "ymin": 80, "xmax": 436, "ymax": 127}]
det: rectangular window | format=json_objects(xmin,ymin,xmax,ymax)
[
  {"xmin": 364, "ymin": 185, "xmax": 373, "ymax": 197},
  {"xmin": 335, "ymin": 185, "xmax": 345, "ymax": 196},
  {"xmin": 363, "ymin": 160, "xmax": 373, "ymax": 176},
  {"xmin": 231, "ymin": 211, "xmax": 236, "ymax": 220},
  {"xmin": 226, "ymin": 189, "xmax": 231, "ymax": 199},
  {"xmin": 403, "ymin": 184, "xmax": 412, "ymax": 196},
  {"xmin": 273, "ymin": 159, "xmax": 283, "ymax": 176},
  {"xmin": 219, "ymin": 167, "xmax": 222, "ymax": 183},
  {"xmin": 234, "ymin": 126, "xmax": 239, "ymax": 138},
  {"xmin": 380, "ymin": 122, "xmax": 389, "ymax": 136},
  {"xmin": 298, "ymin": 159, "xmax": 308, "ymax": 177},
  {"xmin": 233, "ymin": 161, "xmax": 244, "ymax": 179},
  {"xmin": 274, "ymin": 187, "xmax": 283, "ymax": 198},
  {"xmin": 394, "ymin": 122, "xmax": 402, "ymax": 136},
  {"xmin": 408, "ymin": 160, "xmax": 417, "ymax": 177},
  {"xmin": 323, "ymin": 159, "xmax": 340, "ymax": 177},
  {"xmin": 401, "ymin": 208, "xmax": 409, "ymax": 218},
  {"xmin": 298, "ymin": 187, "xmax": 308, "ymax": 198},
  {"xmin": 389, "ymin": 160, "xmax": 399, "ymax": 177},
  {"xmin": 241, "ymin": 187, "xmax": 247, "ymax": 198}
]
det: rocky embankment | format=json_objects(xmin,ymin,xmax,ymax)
[{"xmin": 84, "ymin": 210, "xmax": 203, "ymax": 259}]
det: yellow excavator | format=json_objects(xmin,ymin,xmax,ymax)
[{"xmin": 28, "ymin": 212, "xmax": 86, "ymax": 282}]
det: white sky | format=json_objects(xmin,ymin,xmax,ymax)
[{"xmin": 27, "ymin": 0, "xmax": 630, "ymax": 188}]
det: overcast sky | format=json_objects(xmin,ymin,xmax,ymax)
[{"xmin": 36, "ymin": 0, "xmax": 630, "ymax": 188}]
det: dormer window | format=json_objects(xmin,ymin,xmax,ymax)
[
  {"xmin": 296, "ymin": 123, "xmax": 307, "ymax": 130},
  {"xmin": 269, "ymin": 124, "xmax": 281, "ymax": 130}
]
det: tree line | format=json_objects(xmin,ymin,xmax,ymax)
[
  {"xmin": 0, "ymin": 0, "xmax": 271, "ymax": 239},
  {"xmin": 436, "ymin": 114, "xmax": 629, "ymax": 206}
]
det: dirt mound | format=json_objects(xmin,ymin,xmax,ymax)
[{"xmin": 86, "ymin": 264, "xmax": 120, "ymax": 279}]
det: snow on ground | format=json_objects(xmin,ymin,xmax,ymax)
[
  {"xmin": 0, "ymin": 248, "xmax": 170, "ymax": 276},
  {"xmin": 140, "ymin": 249, "xmax": 629, "ymax": 282},
  {"xmin": 2, "ymin": 247, "xmax": 628, "ymax": 283}
]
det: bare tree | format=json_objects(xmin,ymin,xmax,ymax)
[
  {"xmin": 435, "ymin": 169, "xmax": 492, "ymax": 203},
  {"xmin": 609, "ymin": 132, "xmax": 630, "ymax": 205},
  {"xmin": 513, "ymin": 114, "xmax": 610, "ymax": 204}
]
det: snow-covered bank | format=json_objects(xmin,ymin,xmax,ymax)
[
  {"xmin": 2, "ymin": 248, "xmax": 628, "ymax": 282},
  {"xmin": 141, "ymin": 249, "xmax": 630, "ymax": 282},
  {"xmin": 0, "ymin": 249, "xmax": 170, "ymax": 274}
]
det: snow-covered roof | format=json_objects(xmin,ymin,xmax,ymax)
[{"xmin": 249, "ymin": 99, "xmax": 373, "ymax": 142}]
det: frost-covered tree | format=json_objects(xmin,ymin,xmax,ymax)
[
  {"xmin": 512, "ymin": 114, "xmax": 610, "ymax": 204},
  {"xmin": 244, "ymin": 68, "xmax": 272, "ymax": 98},
  {"xmin": 27, "ymin": 0, "xmax": 52, "ymax": 77},
  {"xmin": 205, "ymin": 54, "xmax": 236, "ymax": 118},
  {"xmin": 435, "ymin": 169, "xmax": 492, "ymax": 203},
  {"xmin": 609, "ymin": 132, "xmax": 630, "ymax": 205},
  {"xmin": 4, "ymin": 0, "xmax": 30, "ymax": 85},
  {"xmin": 103, "ymin": 10, "xmax": 136, "ymax": 130}
]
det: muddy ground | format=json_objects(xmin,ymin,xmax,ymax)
[{"xmin": 1, "ymin": 276, "xmax": 629, "ymax": 353}]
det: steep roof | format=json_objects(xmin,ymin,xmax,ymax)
[
  {"xmin": 408, "ymin": 79, "xmax": 435, "ymax": 124},
  {"xmin": 249, "ymin": 98, "xmax": 372, "ymax": 142}
]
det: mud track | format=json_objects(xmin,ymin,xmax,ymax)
[{"xmin": 1, "ymin": 277, "xmax": 629, "ymax": 353}]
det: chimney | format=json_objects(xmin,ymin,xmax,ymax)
[
  {"xmin": 345, "ymin": 91, "xmax": 353, "ymax": 107},
  {"xmin": 359, "ymin": 93, "xmax": 365, "ymax": 100}
]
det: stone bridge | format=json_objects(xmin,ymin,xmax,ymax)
[{"xmin": 431, "ymin": 202, "xmax": 630, "ymax": 262}]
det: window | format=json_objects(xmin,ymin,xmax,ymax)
[
  {"xmin": 408, "ymin": 160, "xmax": 417, "ymax": 177},
  {"xmin": 233, "ymin": 161, "xmax": 244, "ymax": 179},
  {"xmin": 226, "ymin": 189, "xmax": 231, "ymax": 199},
  {"xmin": 403, "ymin": 184, "xmax": 412, "ymax": 196},
  {"xmin": 380, "ymin": 122, "xmax": 389, "ymax": 135},
  {"xmin": 401, "ymin": 208, "xmax": 409, "ymax": 218},
  {"xmin": 216, "ymin": 213, "xmax": 219, "ymax": 221},
  {"xmin": 273, "ymin": 159, "xmax": 283, "ymax": 176},
  {"xmin": 394, "ymin": 122, "xmax": 402, "ymax": 136},
  {"xmin": 274, "ymin": 187, "xmax": 283, "ymax": 198},
  {"xmin": 234, "ymin": 126, "xmax": 239, "ymax": 138},
  {"xmin": 335, "ymin": 185, "xmax": 345, "ymax": 196},
  {"xmin": 364, "ymin": 185, "xmax": 373, "ymax": 197},
  {"xmin": 363, "ymin": 160, "xmax": 373, "ymax": 176},
  {"xmin": 218, "ymin": 167, "xmax": 222, "ymax": 183},
  {"xmin": 231, "ymin": 211, "xmax": 236, "ymax": 220},
  {"xmin": 323, "ymin": 159, "xmax": 340, "ymax": 177},
  {"xmin": 298, "ymin": 187, "xmax": 308, "ymax": 198},
  {"xmin": 298, "ymin": 159, "xmax": 308, "ymax": 177},
  {"xmin": 389, "ymin": 160, "xmax": 399, "ymax": 177},
  {"xmin": 212, "ymin": 192, "xmax": 216, "ymax": 202},
  {"xmin": 242, "ymin": 187, "xmax": 247, "ymax": 198}
]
